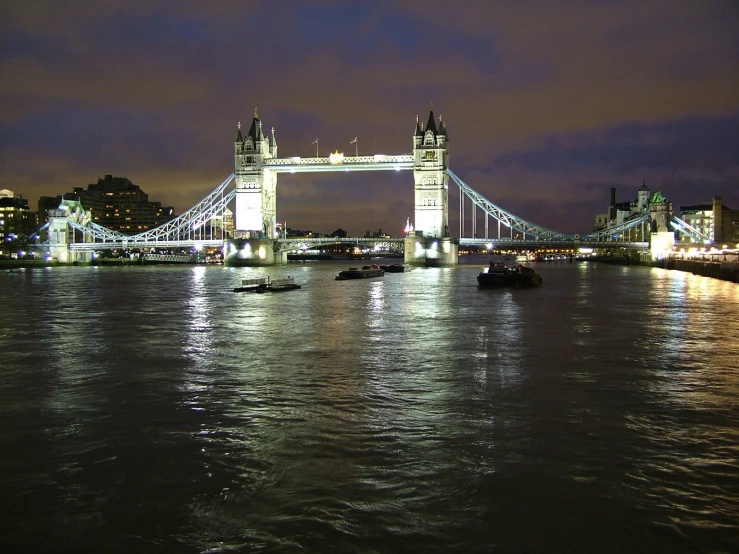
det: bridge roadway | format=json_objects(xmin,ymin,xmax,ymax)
[{"xmin": 66, "ymin": 236, "xmax": 648, "ymax": 252}]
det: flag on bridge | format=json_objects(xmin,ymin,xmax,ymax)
[
  {"xmin": 311, "ymin": 138, "xmax": 318, "ymax": 144},
  {"xmin": 350, "ymin": 137, "xmax": 357, "ymax": 144}
]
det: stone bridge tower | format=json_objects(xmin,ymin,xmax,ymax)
[
  {"xmin": 648, "ymin": 190, "xmax": 675, "ymax": 259},
  {"xmin": 234, "ymin": 109, "xmax": 278, "ymax": 238},
  {"xmin": 406, "ymin": 105, "xmax": 458, "ymax": 266},
  {"xmin": 413, "ymin": 105, "xmax": 449, "ymax": 238}
]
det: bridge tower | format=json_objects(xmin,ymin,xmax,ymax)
[
  {"xmin": 406, "ymin": 105, "xmax": 458, "ymax": 266},
  {"xmin": 47, "ymin": 199, "xmax": 92, "ymax": 263},
  {"xmin": 648, "ymin": 190, "xmax": 675, "ymax": 260},
  {"xmin": 234, "ymin": 109, "xmax": 278, "ymax": 239},
  {"xmin": 413, "ymin": 105, "xmax": 449, "ymax": 238}
]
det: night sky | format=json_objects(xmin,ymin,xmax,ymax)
[{"xmin": 1, "ymin": 1, "xmax": 737, "ymax": 236}]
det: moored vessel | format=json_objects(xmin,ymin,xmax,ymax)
[
  {"xmin": 335, "ymin": 265, "xmax": 385, "ymax": 280},
  {"xmin": 233, "ymin": 276, "xmax": 302, "ymax": 293},
  {"xmin": 477, "ymin": 263, "xmax": 542, "ymax": 288},
  {"xmin": 379, "ymin": 263, "xmax": 410, "ymax": 273}
]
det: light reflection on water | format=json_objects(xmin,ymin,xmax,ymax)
[{"xmin": 0, "ymin": 261, "xmax": 737, "ymax": 553}]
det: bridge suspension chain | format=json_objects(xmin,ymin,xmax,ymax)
[
  {"xmin": 447, "ymin": 169, "xmax": 573, "ymax": 241},
  {"xmin": 128, "ymin": 173, "xmax": 235, "ymax": 243},
  {"xmin": 670, "ymin": 216, "xmax": 712, "ymax": 244}
]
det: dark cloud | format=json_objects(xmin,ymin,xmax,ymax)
[{"xmin": 0, "ymin": 0, "xmax": 737, "ymax": 236}]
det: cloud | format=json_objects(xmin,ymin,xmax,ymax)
[{"xmin": 0, "ymin": 0, "xmax": 737, "ymax": 237}]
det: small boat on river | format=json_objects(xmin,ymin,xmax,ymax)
[
  {"xmin": 335, "ymin": 265, "xmax": 385, "ymax": 280},
  {"xmin": 477, "ymin": 262, "xmax": 543, "ymax": 288},
  {"xmin": 379, "ymin": 263, "xmax": 410, "ymax": 273},
  {"xmin": 233, "ymin": 276, "xmax": 302, "ymax": 293}
]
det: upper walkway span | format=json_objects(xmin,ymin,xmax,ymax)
[{"xmin": 263, "ymin": 154, "xmax": 414, "ymax": 173}]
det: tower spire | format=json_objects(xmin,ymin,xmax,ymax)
[
  {"xmin": 254, "ymin": 107, "xmax": 259, "ymax": 119},
  {"xmin": 426, "ymin": 103, "xmax": 438, "ymax": 135}
]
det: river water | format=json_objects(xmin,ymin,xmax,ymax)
[{"xmin": 1, "ymin": 259, "xmax": 737, "ymax": 553}]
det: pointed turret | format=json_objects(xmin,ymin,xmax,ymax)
[
  {"xmin": 425, "ymin": 106, "xmax": 438, "ymax": 136},
  {"xmin": 236, "ymin": 121, "xmax": 243, "ymax": 142},
  {"xmin": 270, "ymin": 126, "xmax": 278, "ymax": 157},
  {"xmin": 247, "ymin": 107, "xmax": 262, "ymax": 142},
  {"xmin": 438, "ymin": 114, "xmax": 448, "ymax": 141},
  {"xmin": 415, "ymin": 114, "xmax": 424, "ymax": 137}
]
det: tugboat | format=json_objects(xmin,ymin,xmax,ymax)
[
  {"xmin": 477, "ymin": 262, "xmax": 542, "ymax": 288},
  {"xmin": 335, "ymin": 264, "xmax": 385, "ymax": 280},
  {"xmin": 233, "ymin": 276, "xmax": 302, "ymax": 293}
]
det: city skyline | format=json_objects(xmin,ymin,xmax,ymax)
[{"xmin": 1, "ymin": 1, "xmax": 737, "ymax": 236}]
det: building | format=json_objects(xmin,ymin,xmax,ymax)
[
  {"xmin": 365, "ymin": 228, "xmax": 390, "ymax": 239},
  {"xmin": 62, "ymin": 175, "xmax": 176, "ymax": 234},
  {"xmin": 679, "ymin": 196, "xmax": 738, "ymax": 244},
  {"xmin": 0, "ymin": 189, "xmax": 37, "ymax": 256},
  {"xmin": 209, "ymin": 208, "xmax": 234, "ymax": 239},
  {"xmin": 593, "ymin": 182, "xmax": 653, "ymax": 241},
  {"xmin": 38, "ymin": 196, "xmax": 63, "ymax": 226}
]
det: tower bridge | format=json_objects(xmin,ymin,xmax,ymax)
[{"xmin": 43, "ymin": 105, "xmax": 708, "ymax": 265}]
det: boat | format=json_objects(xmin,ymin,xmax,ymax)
[
  {"xmin": 233, "ymin": 276, "xmax": 302, "ymax": 293},
  {"xmin": 477, "ymin": 262, "xmax": 543, "ymax": 288},
  {"xmin": 335, "ymin": 265, "xmax": 385, "ymax": 280},
  {"xmin": 379, "ymin": 263, "xmax": 410, "ymax": 273}
]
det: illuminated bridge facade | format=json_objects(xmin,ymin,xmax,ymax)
[{"xmin": 43, "ymin": 106, "xmax": 711, "ymax": 265}]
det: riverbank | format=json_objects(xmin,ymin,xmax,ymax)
[
  {"xmin": 0, "ymin": 259, "xmax": 62, "ymax": 269},
  {"xmin": 591, "ymin": 255, "xmax": 739, "ymax": 283},
  {"xmin": 0, "ymin": 258, "xmax": 198, "ymax": 269}
]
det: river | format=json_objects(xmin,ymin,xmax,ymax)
[{"xmin": 1, "ymin": 259, "xmax": 737, "ymax": 553}]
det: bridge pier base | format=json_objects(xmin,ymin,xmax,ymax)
[
  {"xmin": 225, "ymin": 239, "xmax": 287, "ymax": 266},
  {"xmin": 650, "ymin": 231, "xmax": 675, "ymax": 261},
  {"xmin": 404, "ymin": 236, "xmax": 458, "ymax": 267}
]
